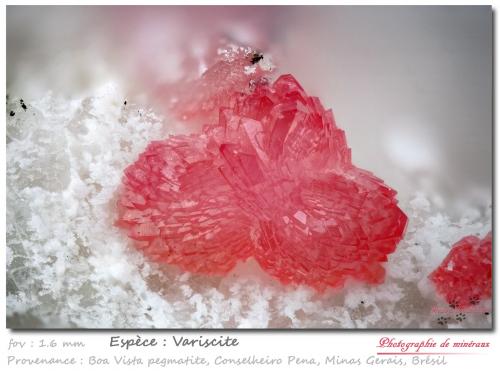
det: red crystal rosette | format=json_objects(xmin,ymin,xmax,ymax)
[
  {"xmin": 116, "ymin": 74, "xmax": 408, "ymax": 290},
  {"xmin": 429, "ymin": 232, "xmax": 492, "ymax": 308}
]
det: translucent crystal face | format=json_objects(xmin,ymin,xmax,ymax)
[{"xmin": 116, "ymin": 73, "xmax": 408, "ymax": 290}]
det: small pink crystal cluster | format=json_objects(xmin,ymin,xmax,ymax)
[
  {"xmin": 117, "ymin": 60, "xmax": 408, "ymax": 290},
  {"xmin": 429, "ymin": 232, "xmax": 492, "ymax": 309},
  {"xmin": 162, "ymin": 48, "xmax": 269, "ymax": 126}
]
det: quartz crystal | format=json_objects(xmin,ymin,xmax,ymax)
[
  {"xmin": 117, "ymin": 73, "xmax": 408, "ymax": 290},
  {"xmin": 429, "ymin": 232, "xmax": 492, "ymax": 309}
]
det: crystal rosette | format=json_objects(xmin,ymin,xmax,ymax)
[{"xmin": 116, "ymin": 73, "xmax": 408, "ymax": 290}]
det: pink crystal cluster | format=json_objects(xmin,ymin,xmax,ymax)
[
  {"xmin": 429, "ymin": 232, "xmax": 492, "ymax": 309},
  {"xmin": 117, "ymin": 72, "xmax": 408, "ymax": 290},
  {"xmin": 161, "ymin": 48, "xmax": 270, "ymax": 126}
]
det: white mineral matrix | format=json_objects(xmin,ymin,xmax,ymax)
[{"xmin": 6, "ymin": 83, "xmax": 491, "ymax": 329}]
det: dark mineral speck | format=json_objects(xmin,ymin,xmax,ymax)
[
  {"xmin": 251, "ymin": 53, "xmax": 264, "ymax": 64},
  {"xmin": 9, "ymin": 111, "xmax": 15, "ymax": 116},
  {"xmin": 437, "ymin": 316, "xmax": 451, "ymax": 326},
  {"xmin": 469, "ymin": 296, "xmax": 480, "ymax": 306},
  {"xmin": 448, "ymin": 298, "xmax": 459, "ymax": 309}
]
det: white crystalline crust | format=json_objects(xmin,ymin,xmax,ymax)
[{"xmin": 6, "ymin": 86, "xmax": 492, "ymax": 329}]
